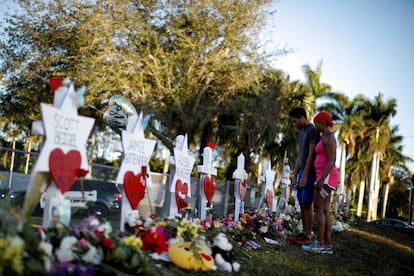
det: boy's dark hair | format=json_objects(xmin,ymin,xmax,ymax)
[{"xmin": 289, "ymin": 107, "xmax": 307, "ymax": 119}]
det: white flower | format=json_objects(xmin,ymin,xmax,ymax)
[
  {"xmin": 97, "ymin": 221, "xmax": 112, "ymax": 236},
  {"xmin": 260, "ymin": 226, "xmax": 268, "ymax": 233},
  {"xmin": 89, "ymin": 217, "xmax": 100, "ymax": 227},
  {"xmin": 82, "ymin": 245, "xmax": 102, "ymax": 264},
  {"xmin": 10, "ymin": 236, "xmax": 24, "ymax": 247},
  {"xmin": 143, "ymin": 217, "xmax": 154, "ymax": 228},
  {"xmin": 56, "ymin": 236, "xmax": 78, "ymax": 262},
  {"xmin": 127, "ymin": 214, "xmax": 142, "ymax": 227},
  {"xmin": 38, "ymin": 242, "xmax": 53, "ymax": 271}
]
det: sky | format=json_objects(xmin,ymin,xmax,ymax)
[{"xmin": 261, "ymin": 0, "xmax": 414, "ymax": 173}]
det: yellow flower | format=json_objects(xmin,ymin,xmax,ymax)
[
  {"xmin": 4, "ymin": 236, "xmax": 24, "ymax": 275},
  {"xmin": 178, "ymin": 219, "xmax": 188, "ymax": 228},
  {"xmin": 157, "ymin": 221, "xmax": 167, "ymax": 228},
  {"xmin": 212, "ymin": 221, "xmax": 221, "ymax": 229},
  {"xmin": 0, "ymin": 237, "xmax": 9, "ymax": 249},
  {"xmin": 236, "ymin": 224, "xmax": 243, "ymax": 231},
  {"xmin": 176, "ymin": 226, "xmax": 185, "ymax": 237},
  {"xmin": 123, "ymin": 235, "xmax": 143, "ymax": 251},
  {"xmin": 189, "ymin": 224, "xmax": 199, "ymax": 238}
]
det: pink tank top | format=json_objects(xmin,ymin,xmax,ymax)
[{"xmin": 314, "ymin": 136, "xmax": 339, "ymax": 189}]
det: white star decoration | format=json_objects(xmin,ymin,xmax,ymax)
[
  {"xmin": 34, "ymin": 78, "xmax": 95, "ymax": 172},
  {"xmin": 115, "ymin": 112, "xmax": 157, "ymax": 186}
]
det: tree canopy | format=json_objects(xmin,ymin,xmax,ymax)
[{"xmin": 0, "ymin": 0, "xmax": 275, "ymax": 153}]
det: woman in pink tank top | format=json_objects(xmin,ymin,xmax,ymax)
[{"xmin": 302, "ymin": 111, "xmax": 338, "ymax": 254}]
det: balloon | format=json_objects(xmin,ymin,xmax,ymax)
[{"xmin": 103, "ymin": 95, "xmax": 137, "ymax": 133}]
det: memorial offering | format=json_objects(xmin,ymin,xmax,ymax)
[
  {"xmin": 22, "ymin": 77, "xmax": 95, "ymax": 228},
  {"xmin": 232, "ymin": 153, "xmax": 248, "ymax": 222},
  {"xmin": 197, "ymin": 145, "xmax": 217, "ymax": 220},
  {"xmin": 114, "ymin": 112, "xmax": 157, "ymax": 231},
  {"xmin": 167, "ymin": 135, "xmax": 195, "ymax": 218}
]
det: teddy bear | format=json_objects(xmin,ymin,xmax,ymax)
[
  {"xmin": 212, "ymin": 233, "xmax": 240, "ymax": 272},
  {"xmin": 168, "ymin": 240, "xmax": 214, "ymax": 272}
]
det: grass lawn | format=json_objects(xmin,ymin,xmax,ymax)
[{"xmin": 160, "ymin": 221, "xmax": 414, "ymax": 275}]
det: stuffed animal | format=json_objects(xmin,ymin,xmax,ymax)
[
  {"xmin": 168, "ymin": 241, "xmax": 214, "ymax": 272},
  {"xmin": 212, "ymin": 233, "xmax": 240, "ymax": 272}
]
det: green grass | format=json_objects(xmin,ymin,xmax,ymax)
[{"xmin": 159, "ymin": 221, "xmax": 414, "ymax": 276}]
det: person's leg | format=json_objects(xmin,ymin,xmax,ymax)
[
  {"xmin": 324, "ymin": 189, "xmax": 332, "ymax": 246},
  {"xmin": 301, "ymin": 201, "xmax": 313, "ymax": 237},
  {"xmin": 314, "ymin": 191, "xmax": 325, "ymax": 245},
  {"xmin": 302, "ymin": 172, "xmax": 315, "ymax": 239}
]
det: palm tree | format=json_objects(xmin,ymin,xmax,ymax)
[
  {"xmin": 362, "ymin": 93, "xmax": 397, "ymax": 221},
  {"xmin": 317, "ymin": 93, "xmax": 367, "ymax": 199},
  {"xmin": 346, "ymin": 148, "xmax": 371, "ymax": 216},
  {"xmin": 378, "ymin": 126, "xmax": 412, "ymax": 218},
  {"xmin": 302, "ymin": 61, "xmax": 332, "ymax": 119}
]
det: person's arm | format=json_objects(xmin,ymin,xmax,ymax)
[
  {"xmin": 299, "ymin": 143, "xmax": 316, "ymax": 188},
  {"xmin": 315, "ymin": 134, "xmax": 337, "ymax": 189},
  {"xmin": 292, "ymin": 155, "xmax": 300, "ymax": 185}
]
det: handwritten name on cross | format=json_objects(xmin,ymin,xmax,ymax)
[
  {"xmin": 117, "ymin": 112, "xmax": 156, "ymax": 232},
  {"xmin": 168, "ymin": 134, "xmax": 195, "ymax": 218},
  {"xmin": 232, "ymin": 153, "xmax": 248, "ymax": 222},
  {"xmin": 28, "ymin": 77, "xmax": 95, "ymax": 229},
  {"xmin": 197, "ymin": 146, "xmax": 217, "ymax": 220}
]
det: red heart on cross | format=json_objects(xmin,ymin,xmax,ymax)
[
  {"xmin": 49, "ymin": 77, "xmax": 63, "ymax": 91},
  {"xmin": 239, "ymin": 180, "xmax": 247, "ymax": 201},
  {"xmin": 49, "ymin": 148, "xmax": 81, "ymax": 194},
  {"xmin": 203, "ymin": 176, "xmax": 216, "ymax": 207},
  {"xmin": 123, "ymin": 171, "xmax": 146, "ymax": 210},
  {"xmin": 266, "ymin": 189, "xmax": 274, "ymax": 208},
  {"xmin": 175, "ymin": 180, "xmax": 188, "ymax": 213}
]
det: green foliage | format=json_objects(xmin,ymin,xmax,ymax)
[
  {"xmin": 0, "ymin": 0, "xmax": 276, "ymax": 156},
  {"xmin": 0, "ymin": 201, "xmax": 48, "ymax": 275}
]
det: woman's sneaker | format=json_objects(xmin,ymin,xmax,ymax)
[
  {"xmin": 322, "ymin": 245, "xmax": 334, "ymax": 254},
  {"xmin": 301, "ymin": 240, "xmax": 325, "ymax": 253}
]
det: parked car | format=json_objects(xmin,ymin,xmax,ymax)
[
  {"xmin": 0, "ymin": 189, "xmax": 26, "ymax": 209},
  {"xmin": 2, "ymin": 179, "xmax": 122, "ymax": 217},
  {"xmin": 370, "ymin": 218, "xmax": 414, "ymax": 234},
  {"xmin": 41, "ymin": 179, "xmax": 122, "ymax": 217}
]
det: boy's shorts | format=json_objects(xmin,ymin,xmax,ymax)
[{"xmin": 296, "ymin": 170, "xmax": 315, "ymax": 204}]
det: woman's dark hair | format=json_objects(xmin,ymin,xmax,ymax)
[{"xmin": 289, "ymin": 107, "xmax": 307, "ymax": 119}]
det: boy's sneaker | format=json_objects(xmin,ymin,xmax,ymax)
[
  {"xmin": 295, "ymin": 235, "xmax": 313, "ymax": 245},
  {"xmin": 288, "ymin": 232, "xmax": 306, "ymax": 242},
  {"xmin": 301, "ymin": 240, "xmax": 325, "ymax": 253}
]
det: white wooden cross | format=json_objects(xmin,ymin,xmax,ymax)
[
  {"xmin": 197, "ymin": 146, "xmax": 217, "ymax": 220},
  {"xmin": 258, "ymin": 159, "xmax": 276, "ymax": 213},
  {"xmin": 232, "ymin": 153, "xmax": 248, "ymax": 222}
]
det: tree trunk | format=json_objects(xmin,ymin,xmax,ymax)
[
  {"xmin": 367, "ymin": 151, "xmax": 378, "ymax": 222},
  {"xmin": 357, "ymin": 180, "xmax": 365, "ymax": 217},
  {"xmin": 381, "ymin": 182, "xmax": 390, "ymax": 218},
  {"xmin": 339, "ymin": 141, "xmax": 347, "ymax": 195}
]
